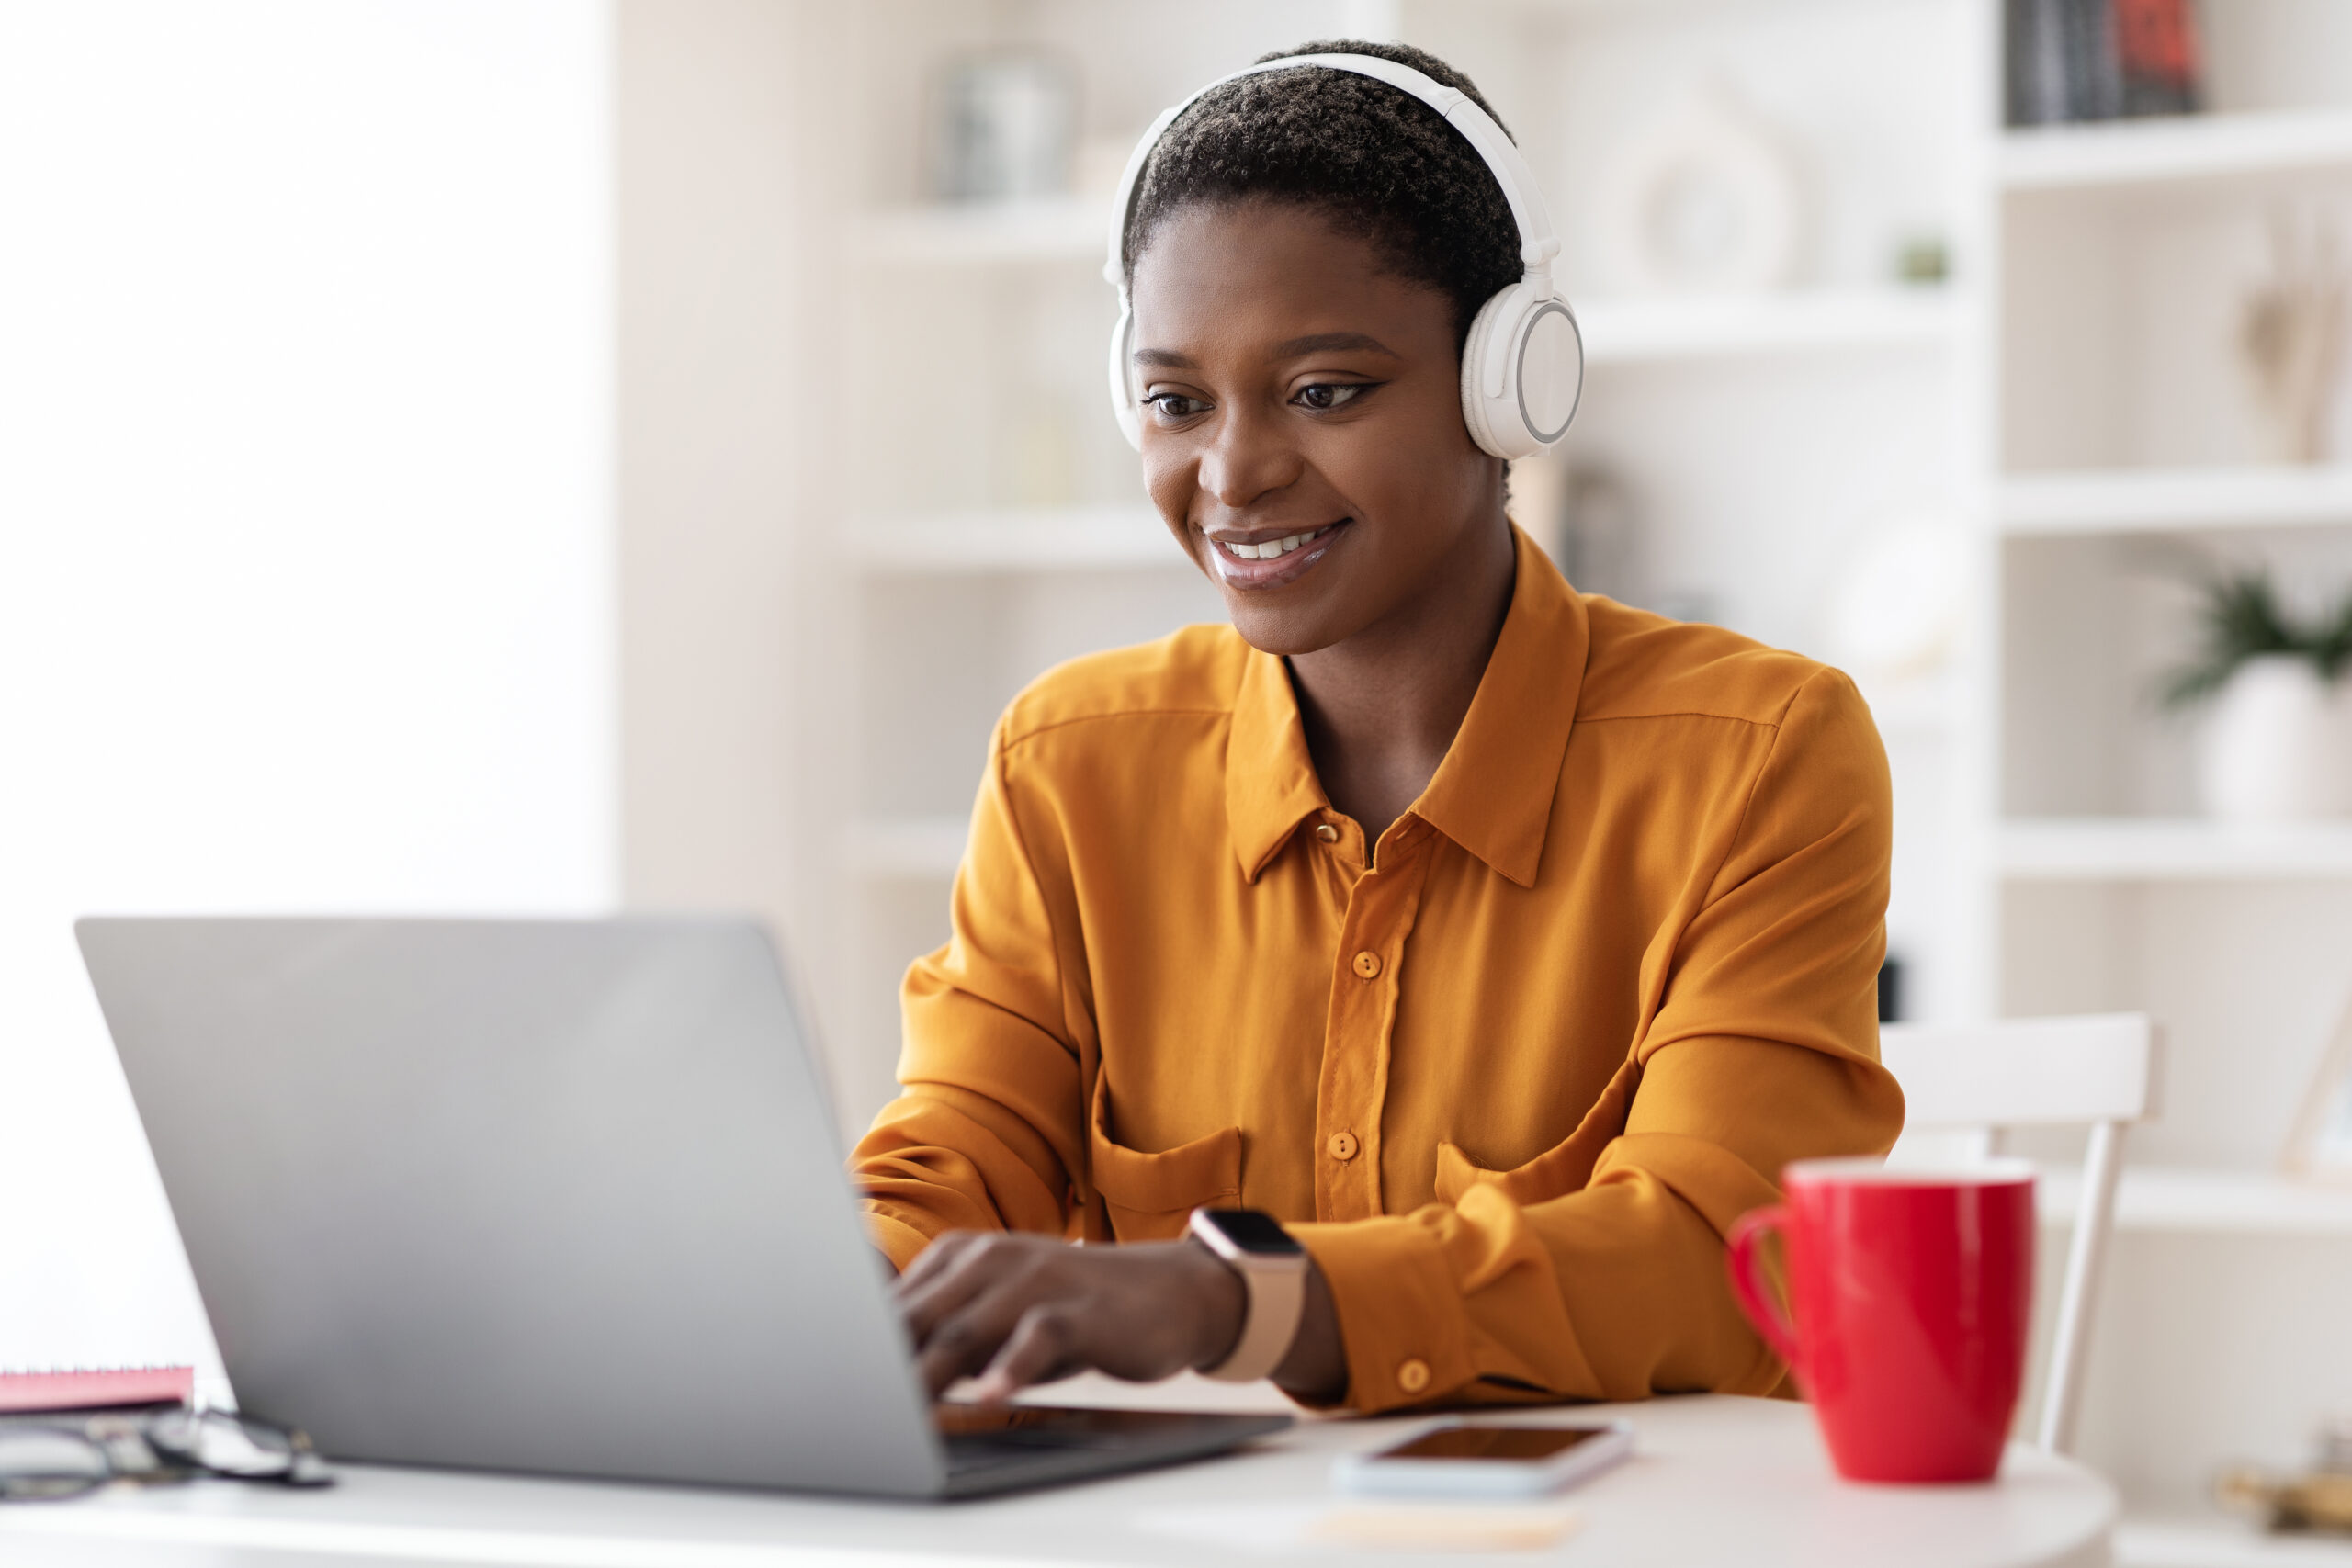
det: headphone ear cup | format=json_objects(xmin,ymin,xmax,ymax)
[
  {"xmin": 1457, "ymin": 288, "xmax": 1522, "ymax": 459},
  {"xmin": 1517, "ymin": 298, "xmax": 1584, "ymax": 449},
  {"xmin": 1107, "ymin": 304, "xmax": 1142, "ymax": 451},
  {"xmin": 1458, "ymin": 283, "xmax": 1585, "ymax": 461}
]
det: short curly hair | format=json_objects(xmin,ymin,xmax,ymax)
[{"xmin": 1120, "ymin": 39, "xmax": 1523, "ymax": 352}]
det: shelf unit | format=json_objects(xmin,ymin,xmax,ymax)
[
  {"xmin": 1855, "ymin": 675, "xmax": 1966, "ymax": 739},
  {"xmin": 855, "ymin": 505, "xmax": 1177, "ymax": 573},
  {"xmin": 1975, "ymin": 2, "xmax": 2352, "ymax": 1544},
  {"xmin": 855, "ymin": 197, "xmax": 1103, "ymax": 265},
  {"xmin": 858, "ymin": 192, "xmax": 1965, "ymax": 364},
  {"xmin": 1576, "ymin": 288, "xmax": 1959, "ymax": 363},
  {"xmin": 1999, "ymin": 819, "xmax": 2352, "ymax": 881},
  {"xmin": 2039, "ymin": 1166, "xmax": 2352, "ymax": 1237},
  {"xmin": 1999, "ymin": 105, "xmax": 2352, "ymax": 192},
  {"xmin": 2001, "ymin": 467, "xmax": 2352, "ymax": 536}
]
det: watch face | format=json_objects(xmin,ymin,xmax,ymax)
[{"xmin": 1201, "ymin": 1208, "xmax": 1304, "ymax": 1256}]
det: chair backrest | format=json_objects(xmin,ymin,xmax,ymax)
[
  {"xmin": 1884, "ymin": 1012, "xmax": 2158, "ymax": 1134},
  {"xmin": 1874, "ymin": 1013, "xmax": 2160, "ymax": 1458}
]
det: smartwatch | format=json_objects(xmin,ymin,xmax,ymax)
[{"xmin": 1188, "ymin": 1207, "xmax": 1308, "ymax": 1383}]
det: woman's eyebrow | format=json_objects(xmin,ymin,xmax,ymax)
[
  {"xmin": 1270, "ymin": 331, "xmax": 1399, "ymax": 358},
  {"xmin": 1133, "ymin": 332, "xmax": 1403, "ymax": 372}
]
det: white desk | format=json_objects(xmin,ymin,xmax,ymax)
[{"xmin": 0, "ymin": 1383, "xmax": 2114, "ymax": 1568}]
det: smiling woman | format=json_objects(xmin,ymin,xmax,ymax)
[
  {"xmin": 854, "ymin": 40, "xmax": 1903, "ymax": 1416},
  {"xmin": 1131, "ymin": 197, "xmax": 1517, "ymax": 838}
]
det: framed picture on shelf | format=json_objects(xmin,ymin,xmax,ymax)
[{"xmin": 2285, "ymin": 987, "xmax": 2352, "ymax": 1184}]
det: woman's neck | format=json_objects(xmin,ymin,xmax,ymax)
[{"xmin": 1286, "ymin": 517, "xmax": 1518, "ymax": 847}]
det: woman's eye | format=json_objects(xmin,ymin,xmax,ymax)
[
  {"xmin": 1294, "ymin": 382, "xmax": 1370, "ymax": 412},
  {"xmin": 1146, "ymin": 392, "xmax": 1206, "ymax": 421}
]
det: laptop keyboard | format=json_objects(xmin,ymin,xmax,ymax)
[{"xmin": 936, "ymin": 1405, "xmax": 1192, "ymax": 1472}]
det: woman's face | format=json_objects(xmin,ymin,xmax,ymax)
[{"xmin": 1128, "ymin": 199, "xmax": 1506, "ymax": 657}]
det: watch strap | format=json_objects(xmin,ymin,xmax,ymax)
[{"xmin": 1189, "ymin": 1209, "xmax": 1307, "ymax": 1383}]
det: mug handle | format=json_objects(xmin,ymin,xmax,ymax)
[{"xmin": 1724, "ymin": 1204, "xmax": 1805, "ymax": 1378}]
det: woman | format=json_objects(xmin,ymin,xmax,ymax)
[{"xmin": 854, "ymin": 39, "xmax": 1902, "ymax": 1414}]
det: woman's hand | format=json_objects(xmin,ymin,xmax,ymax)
[{"xmin": 894, "ymin": 1231, "xmax": 1346, "ymax": 1404}]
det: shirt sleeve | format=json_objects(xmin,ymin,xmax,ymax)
[
  {"xmin": 850, "ymin": 717, "xmax": 1083, "ymax": 1272},
  {"xmin": 1290, "ymin": 668, "xmax": 1906, "ymax": 1413}
]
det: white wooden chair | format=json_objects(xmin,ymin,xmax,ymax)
[{"xmin": 1877, "ymin": 1013, "xmax": 2160, "ymax": 1457}]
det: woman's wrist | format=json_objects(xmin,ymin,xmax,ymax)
[
  {"xmin": 1271, "ymin": 1258, "xmax": 1347, "ymax": 1403},
  {"xmin": 1180, "ymin": 1234, "xmax": 1347, "ymax": 1402},
  {"xmin": 1177, "ymin": 1235, "xmax": 1250, "ymax": 1371}
]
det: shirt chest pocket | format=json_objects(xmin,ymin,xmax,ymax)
[
  {"xmin": 1432, "ymin": 1060, "xmax": 1642, "ymax": 1210},
  {"xmin": 1434, "ymin": 1134, "xmax": 1594, "ymax": 1208},
  {"xmin": 1087, "ymin": 1076, "xmax": 1241, "ymax": 1241}
]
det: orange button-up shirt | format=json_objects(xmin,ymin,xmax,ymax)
[{"xmin": 854, "ymin": 530, "xmax": 1903, "ymax": 1413}]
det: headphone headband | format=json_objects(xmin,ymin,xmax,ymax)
[{"xmin": 1102, "ymin": 52, "xmax": 1561, "ymax": 294}]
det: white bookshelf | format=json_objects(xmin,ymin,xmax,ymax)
[
  {"xmin": 1999, "ymin": 105, "xmax": 2352, "ymax": 192},
  {"xmin": 2039, "ymin": 1166, "xmax": 2352, "ymax": 1237},
  {"xmin": 856, "ymin": 197, "xmax": 1102, "ymax": 265},
  {"xmin": 1856, "ymin": 676, "xmax": 1966, "ymax": 738},
  {"xmin": 1999, "ymin": 819, "xmax": 2352, "ymax": 881},
  {"xmin": 2001, "ymin": 467, "xmax": 2352, "ymax": 536},
  {"xmin": 1979, "ymin": 0, "xmax": 2352, "ymax": 1534},
  {"xmin": 857, "ymin": 205, "xmax": 1962, "ymax": 364},
  {"xmin": 1577, "ymin": 288, "xmax": 1959, "ymax": 364},
  {"xmin": 856, "ymin": 505, "xmax": 1178, "ymax": 574}
]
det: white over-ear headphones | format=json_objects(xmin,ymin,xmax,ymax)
[{"xmin": 1103, "ymin": 51, "xmax": 1583, "ymax": 461}]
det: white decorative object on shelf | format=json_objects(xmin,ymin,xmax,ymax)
[
  {"xmin": 1821, "ymin": 514, "xmax": 1972, "ymax": 689},
  {"xmin": 2198, "ymin": 655, "xmax": 2352, "ymax": 821},
  {"xmin": 930, "ymin": 51, "xmax": 1076, "ymax": 204},
  {"xmin": 2238, "ymin": 212, "xmax": 2348, "ymax": 466},
  {"xmin": 2286, "ymin": 987, "xmax": 2352, "ymax": 1184},
  {"xmin": 1598, "ymin": 77, "xmax": 1804, "ymax": 296},
  {"xmin": 1854, "ymin": 678, "xmax": 1961, "ymax": 737}
]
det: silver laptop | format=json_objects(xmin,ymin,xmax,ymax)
[{"xmin": 75, "ymin": 917, "xmax": 1288, "ymax": 1498}]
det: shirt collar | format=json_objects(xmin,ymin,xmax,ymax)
[
  {"xmin": 1224, "ymin": 527, "xmax": 1589, "ymax": 887},
  {"xmin": 1225, "ymin": 645, "xmax": 1328, "ymax": 884}
]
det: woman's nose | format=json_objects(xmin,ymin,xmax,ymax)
[{"xmin": 1197, "ymin": 403, "xmax": 1302, "ymax": 509}]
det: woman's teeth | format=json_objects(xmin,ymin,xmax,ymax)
[{"xmin": 1218, "ymin": 525, "xmax": 1330, "ymax": 560}]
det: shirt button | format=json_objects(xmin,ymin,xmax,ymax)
[
  {"xmin": 1351, "ymin": 951, "xmax": 1382, "ymax": 979},
  {"xmin": 1314, "ymin": 823, "xmax": 1340, "ymax": 843},
  {"xmin": 1396, "ymin": 1358, "xmax": 1431, "ymax": 1395},
  {"xmin": 1327, "ymin": 1130, "xmax": 1359, "ymax": 1162}
]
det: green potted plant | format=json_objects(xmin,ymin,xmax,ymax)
[{"xmin": 2163, "ymin": 570, "xmax": 2352, "ymax": 820}]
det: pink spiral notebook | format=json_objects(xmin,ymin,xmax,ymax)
[{"xmin": 0, "ymin": 1365, "xmax": 194, "ymax": 1414}]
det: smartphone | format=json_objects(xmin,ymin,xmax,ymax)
[{"xmin": 1332, "ymin": 1419, "xmax": 1634, "ymax": 1498}]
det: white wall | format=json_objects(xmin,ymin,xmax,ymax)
[
  {"xmin": 0, "ymin": 0, "xmax": 615, "ymax": 1382},
  {"xmin": 616, "ymin": 0, "xmax": 838, "ymax": 1063}
]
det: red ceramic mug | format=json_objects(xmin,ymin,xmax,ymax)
[{"xmin": 1725, "ymin": 1157, "xmax": 2035, "ymax": 1483}]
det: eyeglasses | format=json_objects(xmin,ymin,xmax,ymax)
[{"xmin": 0, "ymin": 1407, "xmax": 334, "ymax": 1502}]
